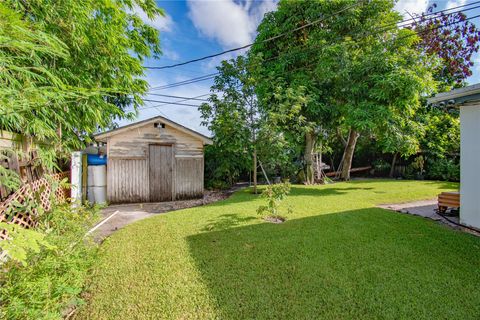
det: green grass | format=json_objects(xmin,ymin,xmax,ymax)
[{"xmin": 78, "ymin": 180, "xmax": 480, "ymax": 319}]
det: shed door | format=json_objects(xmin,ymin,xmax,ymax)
[{"xmin": 149, "ymin": 145, "xmax": 173, "ymax": 202}]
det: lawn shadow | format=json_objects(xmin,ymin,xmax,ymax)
[
  {"xmin": 202, "ymin": 214, "xmax": 257, "ymax": 232},
  {"xmin": 348, "ymin": 179, "xmax": 459, "ymax": 190},
  {"xmin": 289, "ymin": 186, "xmax": 373, "ymax": 196},
  {"xmin": 187, "ymin": 208, "xmax": 480, "ymax": 319}
]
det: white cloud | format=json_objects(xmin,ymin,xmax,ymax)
[
  {"xmin": 187, "ymin": 0, "xmax": 277, "ymax": 48},
  {"xmin": 394, "ymin": 0, "xmax": 429, "ymax": 17},
  {"xmin": 162, "ymin": 48, "xmax": 180, "ymax": 61},
  {"xmin": 446, "ymin": 0, "xmax": 467, "ymax": 10},
  {"xmin": 131, "ymin": 4, "xmax": 173, "ymax": 31}
]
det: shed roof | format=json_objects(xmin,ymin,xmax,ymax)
[
  {"xmin": 94, "ymin": 116, "xmax": 213, "ymax": 145},
  {"xmin": 427, "ymin": 83, "xmax": 480, "ymax": 107}
]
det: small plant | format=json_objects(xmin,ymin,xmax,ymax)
[
  {"xmin": 257, "ymin": 182, "xmax": 292, "ymax": 219},
  {"xmin": 411, "ymin": 156, "xmax": 425, "ymax": 176}
]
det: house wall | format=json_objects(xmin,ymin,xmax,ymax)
[
  {"xmin": 105, "ymin": 122, "xmax": 205, "ymax": 203},
  {"xmin": 460, "ymin": 105, "xmax": 480, "ymax": 229}
]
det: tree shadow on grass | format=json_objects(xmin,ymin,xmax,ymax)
[
  {"xmin": 348, "ymin": 179, "xmax": 459, "ymax": 190},
  {"xmin": 289, "ymin": 186, "xmax": 373, "ymax": 196},
  {"xmin": 202, "ymin": 214, "xmax": 257, "ymax": 232},
  {"xmin": 187, "ymin": 208, "xmax": 480, "ymax": 319}
]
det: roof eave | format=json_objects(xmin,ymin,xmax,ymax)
[{"xmin": 93, "ymin": 116, "xmax": 213, "ymax": 145}]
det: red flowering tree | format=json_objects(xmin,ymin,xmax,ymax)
[{"xmin": 413, "ymin": 4, "xmax": 480, "ymax": 87}]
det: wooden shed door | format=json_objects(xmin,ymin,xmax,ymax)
[{"xmin": 149, "ymin": 145, "xmax": 173, "ymax": 202}]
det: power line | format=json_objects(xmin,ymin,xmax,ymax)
[
  {"xmin": 144, "ymin": 1, "xmax": 364, "ymax": 70},
  {"xmin": 140, "ymin": 13, "xmax": 480, "ymax": 114},
  {"xmin": 136, "ymin": 93, "xmax": 211, "ymax": 111},
  {"xmin": 144, "ymin": 0, "xmax": 480, "ymax": 71},
  {"xmin": 146, "ymin": 93, "xmax": 209, "ymax": 101},
  {"xmin": 142, "ymin": 99, "xmax": 202, "ymax": 107},
  {"xmin": 144, "ymin": 5, "xmax": 480, "ymax": 93},
  {"xmin": 149, "ymin": 73, "xmax": 218, "ymax": 91}
]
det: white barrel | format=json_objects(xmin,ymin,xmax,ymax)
[
  {"xmin": 92, "ymin": 186, "xmax": 107, "ymax": 204},
  {"xmin": 87, "ymin": 186, "xmax": 95, "ymax": 204},
  {"xmin": 92, "ymin": 165, "xmax": 107, "ymax": 187},
  {"xmin": 87, "ymin": 166, "xmax": 95, "ymax": 187}
]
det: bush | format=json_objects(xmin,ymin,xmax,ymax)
[
  {"xmin": 0, "ymin": 204, "xmax": 99, "ymax": 319},
  {"xmin": 426, "ymin": 158, "xmax": 460, "ymax": 182}
]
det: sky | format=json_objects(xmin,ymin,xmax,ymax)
[{"xmin": 124, "ymin": 0, "xmax": 480, "ymax": 135}]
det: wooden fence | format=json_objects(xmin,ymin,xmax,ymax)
[{"xmin": 0, "ymin": 172, "xmax": 70, "ymax": 240}]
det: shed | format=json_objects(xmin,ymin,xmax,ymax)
[
  {"xmin": 428, "ymin": 83, "xmax": 480, "ymax": 230},
  {"xmin": 94, "ymin": 116, "xmax": 212, "ymax": 203}
]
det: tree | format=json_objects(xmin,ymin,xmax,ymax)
[
  {"xmin": 253, "ymin": 0, "xmax": 436, "ymax": 181},
  {"xmin": 200, "ymin": 56, "xmax": 262, "ymax": 192},
  {"xmin": 251, "ymin": 1, "xmax": 339, "ymax": 184},
  {"xmin": 2, "ymin": 0, "xmax": 164, "ymax": 156},
  {"xmin": 413, "ymin": 4, "xmax": 480, "ymax": 88}
]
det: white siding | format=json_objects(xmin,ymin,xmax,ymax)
[{"xmin": 460, "ymin": 105, "xmax": 480, "ymax": 228}]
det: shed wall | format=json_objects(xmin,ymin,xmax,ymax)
[
  {"xmin": 107, "ymin": 158, "xmax": 149, "ymax": 203},
  {"xmin": 105, "ymin": 122, "xmax": 204, "ymax": 203},
  {"xmin": 107, "ymin": 124, "xmax": 203, "ymax": 158},
  {"xmin": 175, "ymin": 157, "xmax": 204, "ymax": 199}
]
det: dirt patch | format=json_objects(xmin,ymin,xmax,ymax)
[{"xmin": 264, "ymin": 216, "xmax": 286, "ymax": 224}]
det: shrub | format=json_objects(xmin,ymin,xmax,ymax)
[
  {"xmin": 426, "ymin": 158, "xmax": 460, "ymax": 182},
  {"xmin": 257, "ymin": 182, "xmax": 292, "ymax": 217},
  {"xmin": 0, "ymin": 204, "xmax": 99, "ymax": 319}
]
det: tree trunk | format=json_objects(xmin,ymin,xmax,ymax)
[
  {"xmin": 304, "ymin": 131, "xmax": 316, "ymax": 185},
  {"xmin": 340, "ymin": 129, "xmax": 359, "ymax": 181},
  {"xmin": 389, "ymin": 152, "xmax": 398, "ymax": 178},
  {"xmin": 253, "ymin": 147, "xmax": 258, "ymax": 194}
]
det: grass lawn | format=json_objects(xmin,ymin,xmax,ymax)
[{"xmin": 78, "ymin": 180, "xmax": 480, "ymax": 319}]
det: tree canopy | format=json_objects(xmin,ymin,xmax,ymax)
[
  {"xmin": 1, "ymin": 0, "xmax": 164, "ymax": 163},
  {"xmin": 252, "ymin": 0, "xmax": 436, "ymax": 180}
]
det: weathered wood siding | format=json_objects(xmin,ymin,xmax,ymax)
[
  {"xmin": 149, "ymin": 145, "xmax": 173, "ymax": 202},
  {"xmin": 175, "ymin": 157, "xmax": 204, "ymax": 199},
  {"xmin": 107, "ymin": 158, "xmax": 149, "ymax": 203},
  {"xmin": 105, "ymin": 122, "xmax": 205, "ymax": 203},
  {"xmin": 107, "ymin": 123, "xmax": 203, "ymax": 158}
]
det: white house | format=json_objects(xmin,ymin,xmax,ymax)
[{"xmin": 428, "ymin": 83, "xmax": 480, "ymax": 229}]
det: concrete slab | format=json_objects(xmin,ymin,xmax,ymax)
[
  {"xmin": 378, "ymin": 199, "xmax": 479, "ymax": 236},
  {"xmin": 90, "ymin": 186, "xmax": 245, "ymax": 242}
]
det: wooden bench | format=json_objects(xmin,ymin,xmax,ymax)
[{"xmin": 438, "ymin": 191, "xmax": 460, "ymax": 213}]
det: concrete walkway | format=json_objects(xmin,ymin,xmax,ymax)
[{"xmin": 90, "ymin": 185, "xmax": 246, "ymax": 242}]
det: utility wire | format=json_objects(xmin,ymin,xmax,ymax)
[
  {"xmin": 144, "ymin": 1, "xmax": 364, "ymax": 70},
  {"xmin": 3, "ymin": 6, "xmax": 479, "ymax": 117},
  {"xmin": 146, "ymin": 5, "xmax": 480, "ymax": 91},
  {"xmin": 149, "ymin": 73, "xmax": 218, "ymax": 91},
  {"xmin": 146, "ymin": 93, "xmax": 210, "ymax": 101},
  {"xmin": 140, "ymin": 13, "xmax": 480, "ymax": 113},
  {"xmin": 146, "ymin": 4, "xmax": 480, "ymax": 92},
  {"xmin": 142, "ymin": 99, "xmax": 201, "ymax": 107},
  {"xmin": 137, "ymin": 93, "xmax": 211, "ymax": 111},
  {"xmin": 144, "ymin": 0, "xmax": 480, "ymax": 70}
]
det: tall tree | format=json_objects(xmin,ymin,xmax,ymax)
[
  {"xmin": 2, "ymin": 0, "xmax": 164, "ymax": 155},
  {"xmin": 254, "ymin": 0, "xmax": 436, "ymax": 180},
  {"xmin": 251, "ymin": 1, "xmax": 339, "ymax": 184}
]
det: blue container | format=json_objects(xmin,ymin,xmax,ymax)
[{"xmin": 87, "ymin": 154, "xmax": 107, "ymax": 166}]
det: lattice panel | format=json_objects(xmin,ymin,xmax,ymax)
[{"xmin": 0, "ymin": 172, "xmax": 70, "ymax": 241}]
